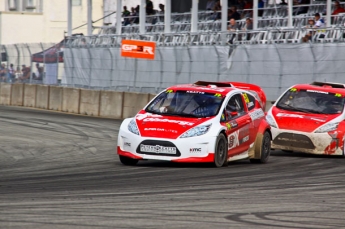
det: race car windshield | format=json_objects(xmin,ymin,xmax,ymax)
[
  {"xmin": 145, "ymin": 90, "xmax": 224, "ymax": 118},
  {"xmin": 276, "ymin": 88, "xmax": 345, "ymax": 115}
]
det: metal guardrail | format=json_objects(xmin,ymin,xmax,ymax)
[{"xmin": 65, "ymin": 26, "xmax": 345, "ymax": 48}]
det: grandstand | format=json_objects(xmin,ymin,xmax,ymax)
[{"xmin": 65, "ymin": 1, "xmax": 345, "ymax": 47}]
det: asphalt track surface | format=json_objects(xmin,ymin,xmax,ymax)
[{"xmin": 1, "ymin": 106, "xmax": 345, "ymax": 229}]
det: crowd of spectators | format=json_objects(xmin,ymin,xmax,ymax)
[
  {"xmin": 0, "ymin": 63, "xmax": 44, "ymax": 83},
  {"xmin": 117, "ymin": 0, "xmax": 345, "ymax": 43},
  {"xmin": 121, "ymin": 0, "xmax": 165, "ymax": 26}
]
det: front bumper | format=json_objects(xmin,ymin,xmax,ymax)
[
  {"xmin": 271, "ymin": 127, "xmax": 343, "ymax": 155},
  {"xmin": 117, "ymin": 128, "xmax": 217, "ymax": 163}
]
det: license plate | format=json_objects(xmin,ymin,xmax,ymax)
[{"xmin": 140, "ymin": 144, "xmax": 176, "ymax": 154}]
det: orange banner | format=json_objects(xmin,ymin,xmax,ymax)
[{"xmin": 121, "ymin": 40, "xmax": 156, "ymax": 60}]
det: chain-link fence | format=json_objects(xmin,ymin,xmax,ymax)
[
  {"xmin": 0, "ymin": 42, "xmax": 65, "ymax": 84},
  {"xmin": 2, "ymin": 26, "xmax": 345, "ymax": 101},
  {"xmin": 62, "ymin": 29, "xmax": 345, "ymax": 100}
]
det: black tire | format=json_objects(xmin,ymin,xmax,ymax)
[
  {"xmin": 250, "ymin": 131, "xmax": 271, "ymax": 164},
  {"xmin": 119, "ymin": 155, "xmax": 139, "ymax": 166},
  {"xmin": 214, "ymin": 134, "xmax": 228, "ymax": 167},
  {"xmin": 282, "ymin": 150, "xmax": 293, "ymax": 153}
]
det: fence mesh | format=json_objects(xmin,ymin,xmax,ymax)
[{"xmin": 1, "ymin": 36, "xmax": 345, "ymax": 101}]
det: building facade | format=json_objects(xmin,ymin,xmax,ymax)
[{"xmin": 0, "ymin": 0, "xmax": 104, "ymax": 45}]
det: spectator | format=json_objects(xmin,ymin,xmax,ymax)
[
  {"xmin": 302, "ymin": 18, "xmax": 315, "ymax": 42},
  {"xmin": 228, "ymin": 6, "xmax": 241, "ymax": 21},
  {"xmin": 228, "ymin": 18, "xmax": 240, "ymax": 31},
  {"xmin": 206, "ymin": 0, "xmax": 216, "ymax": 10},
  {"xmin": 15, "ymin": 66, "xmax": 22, "ymax": 80},
  {"xmin": 7, "ymin": 63, "xmax": 15, "ymax": 83},
  {"xmin": 293, "ymin": 0, "xmax": 310, "ymax": 15},
  {"xmin": 158, "ymin": 4, "xmax": 165, "ymax": 14},
  {"xmin": 242, "ymin": 0, "xmax": 253, "ymax": 19},
  {"xmin": 32, "ymin": 63, "xmax": 44, "ymax": 80},
  {"xmin": 258, "ymin": 0, "xmax": 264, "ymax": 16},
  {"xmin": 332, "ymin": 1, "xmax": 345, "ymax": 15},
  {"xmin": 129, "ymin": 7, "xmax": 137, "ymax": 24},
  {"xmin": 17, "ymin": 65, "xmax": 30, "ymax": 82},
  {"xmin": 146, "ymin": 0, "xmax": 154, "ymax": 15},
  {"xmin": 0, "ymin": 63, "xmax": 7, "ymax": 82},
  {"xmin": 228, "ymin": 18, "xmax": 240, "ymax": 44},
  {"xmin": 313, "ymin": 13, "xmax": 326, "ymax": 39},
  {"xmin": 212, "ymin": 1, "xmax": 221, "ymax": 20},
  {"xmin": 242, "ymin": 18, "xmax": 253, "ymax": 40},
  {"xmin": 314, "ymin": 13, "xmax": 325, "ymax": 28},
  {"xmin": 237, "ymin": 0, "xmax": 246, "ymax": 10},
  {"xmin": 122, "ymin": 6, "xmax": 131, "ymax": 26},
  {"xmin": 133, "ymin": 5, "xmax": 140, "ymax": 24}
]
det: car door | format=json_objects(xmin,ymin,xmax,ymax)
[
  {"xmin": 242, "ymin": 91, "xmax": 260, "ymax": 144},
  {"xmin": 221, "ymin": 93, "xmax": 252, "ymax": 157}
]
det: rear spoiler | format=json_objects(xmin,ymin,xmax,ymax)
[
  {"xmin": 310, "ymin": 81, "xmax": 345, "ymax": 88},
  {"xmin": 194, "ymin": 81, "xmax": 232, "ymax": 88}
]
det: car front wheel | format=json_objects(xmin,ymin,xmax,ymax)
[
  {"xmin": 119, "ymin": 155, "xmax": 139, "ymax": 166},
  {"xmin": 214, "ymin": 134, "xmax": 228, "ymax": 167}
]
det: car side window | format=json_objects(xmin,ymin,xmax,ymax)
[
  {"xmin": 222, "ymin": 94, "xmax": 246, "ymax": 120},
  {"xmin": 242, "ymin": 92, "xmax": 256, "ymax": 111}
]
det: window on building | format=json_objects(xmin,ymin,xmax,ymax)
[
  {"xmin": 72, "ymin": 0, "xmax": 82, "ymax": 6},
  {"xmin": 7, "ymin": 0, "xmax": 43, "ymax": 12},
  {"xmin": 8, "ymin": 0, "xmax": 18, "ymax": 11},
  {"xmin": 24, "ymin": 0, "xmax": 36, "ymax": 11}
]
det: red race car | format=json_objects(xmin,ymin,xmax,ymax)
[
  {"xmin": 267, "ymin": 82, "xmax": 345, "ymax": 156},
  {"xmin": 117, "ymin": 81, "xmax": 272, "ymax": 167}
]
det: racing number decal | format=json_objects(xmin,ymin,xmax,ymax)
[
  {"xmin": 227, "ymin": 125, "xmax": 250, "ymax": 149},
  {"xmin": 243, "ymin": 93, "xmax": 250, "ymax": 103}
]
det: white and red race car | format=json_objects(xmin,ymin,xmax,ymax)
[
  {"xmin": 266, "ymin": 82, "xmax": 345, "ymax": 156},
  {"xmin": 117, "ymin": 81, "xmax": 271, "ymax": 167}
]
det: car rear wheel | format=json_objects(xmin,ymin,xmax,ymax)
[
  {"xmin": 250, "ymin": 131, "xmax": 271, "ymax": 164},
  {"xmin": 214, "ymin": 134, "xmax": 228, "ymax": 167},
  {"xmin": 119, "ymin": 155, "xmax": 139, "ymax": 166}
]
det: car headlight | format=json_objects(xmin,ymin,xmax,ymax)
[
  {"xmin": 128, "ymin": 119, "xmax": 140, "ymax": 135},
  {"xmin": 265, "ymin": 114, "xmax": 278, "ymax": 128},
  {"xmin": 180, "ymin": 124, "xmax": 211, "ymax": 138},
  {"xmin": 315, "ymin": 122, "xmax": 339, "ymax": 133}
]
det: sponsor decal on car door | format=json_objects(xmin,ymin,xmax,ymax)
[{"xmin": 222, "ymin": 93, "xmax": 252, "ymax": 156}]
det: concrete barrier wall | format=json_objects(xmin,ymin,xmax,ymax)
[
  {"xmin": 11, "ymin": 83, "xmax": 24, "ymax": 106},
  {"xmin": 62, "ymin": 87, "xmax": 80, "ymax": 114},
  {"xmin": 122, "ymin": 92, "xmax": 150, "ymax": 118},
  {"xmin": 2, "ymin": 84, "xmax": 274, "ymax": 119},
  {"xmin": 0, "ymin": 83, "xmax": 12, "ymax": 105},
  {"xmin": 24, "ymin": 84, "xmax": 37, "ymax": 107},
  {"xmin": 79, "ymin": 89, "xmax": 100, "ymax": 116},
  {"xmin": 99, "ymin": 91, "xmax": 123, "ymax": 119},
  {"xmin": 49, "ymin": 86, "xmax": 63, "ymax": 111},
  {"xmin": 35, "ymin": 85, "xmax": 50, "ymax": 109}
]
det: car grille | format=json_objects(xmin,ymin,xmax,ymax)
[
  {"xmin": 273, "ymin": 133, "xmax": 315, "ymax": 149},
  {"xmin": 136, "ymin": 140, "xmax": 181, "ymax": 157}
]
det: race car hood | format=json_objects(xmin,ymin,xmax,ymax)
[
  {"xmin": 135, "ymin": 112, "xmax": 213, "ymax": 139},
  {"xmin": 272, "ymin": 107, "xmax": 338, "ymax": 132}
]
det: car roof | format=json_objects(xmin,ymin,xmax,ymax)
[{"xmin": 292, "ymin": 82, "xmax": 345, "ymax": 94}]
